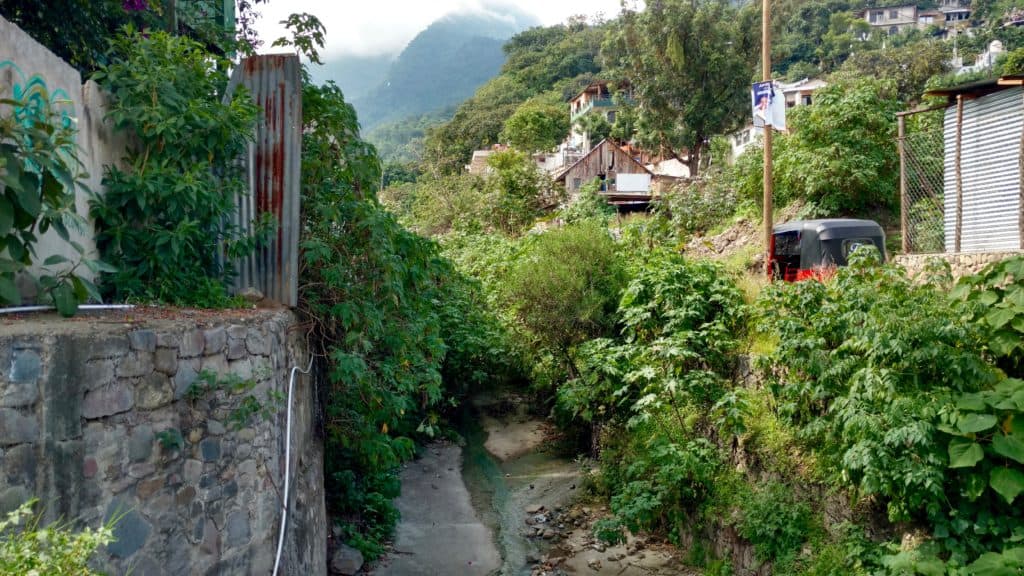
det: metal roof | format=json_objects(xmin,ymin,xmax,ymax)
[
  {"xmin": 773, "ymin": 219, "xmax": 884, "ymax": 236},
  {"xmin": 924, "ymin": 75, "xmax": 1024, "ymax": 99}
]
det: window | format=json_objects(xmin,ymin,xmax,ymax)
[
  {"xmin": 802, "ymin": 94, "xmax": 813, "ymax": 105},
  {"xmin": 870, "ymin": 10, "xmax": 883, "ymax": 22},
  {"xmin": 607, "ymin": 110, "xmax": 616, "ymax": 123},
  {"xmin": 889, "ymin": 25, "xmax": 900, "ymax": 35},
  {"xmin": 572, "ymin": 178, "xmax": 582, "ymax": 190},
  {"xmin": 890, "ymin": 9, "xmax": 899, "ymax": 18}
]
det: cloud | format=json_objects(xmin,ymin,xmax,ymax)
[{"xmin": 253, "ymin": 0, "xmax": 625, "ymax": 58}]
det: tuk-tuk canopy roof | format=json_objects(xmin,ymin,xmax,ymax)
[{"xmin": 773, "ymin": 219, "xmax": 884, "ymax": 241}]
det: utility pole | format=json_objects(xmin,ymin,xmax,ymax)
[{"xmin": 762, "ymin": 0, "xmax": 773, "ymax": 277}]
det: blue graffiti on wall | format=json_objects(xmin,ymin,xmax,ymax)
[{"xmin": 0, "ymin": 60, "xmax": 78, "ymax": 142}]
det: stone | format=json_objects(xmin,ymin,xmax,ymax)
[
  {"xmin": 200, "ymin": 438, "xmax": 221, "ymax": 462},
  {"xmin": 0, "ymin": 378, "xmax": 38, "ymax": 408},
  {"xmin": 225, "ymin": 510, "xmax": 251, "ymax": 548},
  {"xmin": 206, "ymin": 420, "xmax": 226, "ymax": 436},
  {"xmin": 105, "ymin": 503, "xmax": 151, "ymax": 558},
  {"xmin": 156, "ymin": 333, "xmax": 181, "ymax": 349},
  {"xmin": 239, "ymin": 287, "xmax": 263, "ymax": 303},
  {"xmin": 3, "ymin": 444, "xmax": 36, "ymax": 485},
  {"xmin": 88, "ymin": 336, "xmax": 130, "ymax": 361},
  {"xmin": 245, "ymin": 330, "xmax": 269, "ymax": 356},
  {"xmin": 0, "ymin": 486, "xmax": 29, "ymax": 516},
  {"xmin": 82, "ymin": 359, "xmax": 116, "ymax": 391},
  {"xmin": 525, "ymin": 504, "xmax": 544, "ymax": 514},
  {"xmin": 128, "ymin": 330, "xmax": 157, "ymax": 352},
  {"xmin": 223, "ymin": 480, "xmax": 238, "ymax": 500},
  {"xmin": 8, "ymin": 347, "xmax": 41, "ymax": 383},
  {"xmin": 129, "ymin": 425, "xmax": 154, "ymax": 462},
  {"xmin": 129, "ymin": 555, "xmax": 161, "ymax": 576},
  {"xmin": 0, "ymin": 408, "xmax": 39, "ymax": 446},
  {"xmin": 330, "ymin": 544, "xmax": 364, "ymax": 576},
  {"xmin": 200, "ymin": 519, "xmax": 220, "ymax": 555},
  {"xmin": 153, "ymin": 348, "xmax": 178, "ymax": 375},
  {"xmin": 184, "ymin": 459, "xmax": 203, "ymax": 484},
  {"xmin": 200, "ymin": 354, "xmax": 228, "ymax": 377},
  {"xmin": 237, "ymin": 428, "xmax": 256, "ymax": 442},
  {"xmin": 228, "ymin": 358, "xmax": 253, "ymax": 381},
  {"xmin": 129, "ymin": 463, "xmax": 156, "ymax": 478},
  {"xmin": 136, "ymin": 373, "xmax": 173, "ymax": 410},
  {"xmin": 203, "ymin": 328, "xmax": 227, "ymax": 355},
  {"xmin": 81, "ymin": 383, "xmax": 134, "ymax": 419},
  {"xmin": 83, "ymin": 457, "xmax": 98, "ymax": 478},
  {"xmin": 227, "ymin": 338, "xmax": 247, "ymax": 361},
  {"xmin": 173, "ymin": 359, "xmax": 201, "ymax": 399},
  {"xmin": 177, "ymin": 486, "xmax": 197, "ymax": 507},
  {"xmin": 117, "ymin": 352, "xmax": 154, "ymax": 379},
  {"xmin": 136, "ymin": 476, "xmax": 163, "ymax": 499},
  {"xmin": 188, "ymin": 428, "xmax": 203, "ymax": 444},
  {"xmin": 180, "ymin": 330, "xmax": 205, "ymax": 358}
]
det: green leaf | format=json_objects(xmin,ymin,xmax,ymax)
[
  {"xmin": 42, "ymin": 254, "xmax": 70, "ymax": 266},
  {"xmin": 0, "ymin": 196, "xmax": 12, "ymax": 237},
  {"xmin": 50, "ymin": 282, "xmax": 78, "ymax": 318},
  {"xmin": 987, "ymin": 307, "xmax": 1018, "ymax": 329},
  {"xmin": 990, "ymin": 467, "xmax": 1024, "ymax": 504},
  {"xmin": 994, "ymin": 433, "xmax": 1024, "ymax": 465},
  {"xmin": 979, "ymin": 290, "xmax": 1001, "ymax": 306},
  {"xmin": 958, "ymin": 413, "xmax": 999, "ymax": 434},
  {"xmin": 957, "ymin": 393, "xmax": 987, "ymax": 412},
  {"xmin": 949, "ymin": 438, "xmax": 985, "ymax": 468},
  {"xmin": 0, "ymin": 275, "xmax": 21, "ymax": 305},
  {"xmin": 968, "ymin": 552, "xmax": 1010, "ymax": 576}
]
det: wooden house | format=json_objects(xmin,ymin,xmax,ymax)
[{"xmin": 554, "ymin": 139, "xmax": 654, "ymax": 207}]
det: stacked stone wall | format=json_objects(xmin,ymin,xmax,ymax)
[
  {"xmin": 0, "ymin": 308, "xmax": 325, "ymax": 576},
  {"xmin": 894, "ymin": 251, "xmax": 1024, "ymax": 280}
]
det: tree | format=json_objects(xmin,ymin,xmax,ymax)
[
  {"xmin": 501, "ymin": 93, "xmax": 570, "ymax": 152},
  {"xmin": 603, "ymin": 0, "xmax": 758, "ymax": 177},
  {"xmin": 574, "ymin": 112, "xmax": 612, "ymax": 146},
  {"xmin": 840, "ymin": 40, "xmax": 951, "ymax": 103}
]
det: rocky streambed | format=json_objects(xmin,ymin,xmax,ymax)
[{"xmin": 366, "ymin": 392, "xmax": 690, "ymax": 576}]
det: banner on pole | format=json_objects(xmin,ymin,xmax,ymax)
[{"xmin": 752, "ymin": 81, "xmax": 786, "ymax": 131}]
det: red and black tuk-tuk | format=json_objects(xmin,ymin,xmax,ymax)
[{"xmin": 769, "ymin": 219, "xmax": 886, "ymax": 282}]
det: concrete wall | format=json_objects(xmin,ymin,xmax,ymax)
[
  {"xmin": 894, "ymin": 251, "xmax": 1024, "ymax": 279},
  {"xmin": 0, "ymin": 309, "xmax": 325, "ymax": 576},
  {"xmin": 0, "ymin": 15, "xmax": 129, "ymax": 292}
]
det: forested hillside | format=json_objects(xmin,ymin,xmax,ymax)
[{"xmin": 351, "ymin": 9, "xmax": 538, "ymax": 131}]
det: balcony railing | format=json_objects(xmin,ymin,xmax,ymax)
[{"xmin": 571, "ymin": 97, "xmax": 630, "ymax": 122}]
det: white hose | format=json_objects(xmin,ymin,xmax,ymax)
[
  {"xmin": 0, "ymin": 304, "xmax": 136, "ymax": 315},
  {"xmin": 272, "ymin": 355, "xmax": 315, "ymax": 576}
]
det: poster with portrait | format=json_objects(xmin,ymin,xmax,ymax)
[{"xmin": 751, "ymin": 81, "xmax": 786, "ymax": 131}]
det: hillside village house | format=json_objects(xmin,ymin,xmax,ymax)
[
  {"xmin": 554, "ymin": 138, "xmax": 653, "ymax": 207},
  {"xmin": 861, "ymin": 0, "xmax": 970, "ymax": 34},
  {"xmin": 569, "ymin": 80, "xmax": 633, "ymax": 151}
]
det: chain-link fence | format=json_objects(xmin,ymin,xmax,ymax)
[{"xmin": 898, "ymin": 108, "xmax": 947, "ymax": 254}]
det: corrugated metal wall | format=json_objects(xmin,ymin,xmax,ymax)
[
  {"xmin": 944, "ymin": 86, "xmax": 1023, "ymax": 253},
  {"xmin": 224, "ymin": 54, "xmax": 302, "ymax": 307}
]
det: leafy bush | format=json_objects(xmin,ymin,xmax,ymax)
[
  {"xmin": 658, "ymin": 178, "xmax": 739, "ymax": 237},
  {"xmin": 736, "ymin": 481, "xmax": 812, "ymax": 565},
  {"xmin": 757, "ymin": 249, "xmax": 1024, "ymax": 565},
  {"xmin": 506, "ymin": 221, "xmax": 626, "ymax": 383},
  {"xmin": 559, "ymin": 179, "xmax": 615, "ymax": 225},
  {"xmin": 298, "ymin": 79, "xmax": 516, "ymax": 556},
  {"xmin": 1, "ymin": 90, "xmax": 108, "ymax": 314},
  {"xmin": 953, "ymin": 255, "xmax": 1024, "ymax": 378},
  {"xmin": 0, "ymin": 499, "xmax": 114, "ymax": 575},
  {"xmin": 91, "ymin": 30, "xmax": 267, "ymax": 306}
]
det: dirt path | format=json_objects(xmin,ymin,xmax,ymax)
[{"xmin": 369, "ymin": 443, "xmax": 501, "ymax": 576}]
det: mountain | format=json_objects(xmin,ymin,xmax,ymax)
[
  {"xmin": 352, "ymin": 7, "xmax": 540, "ymax": 131},
  {"xmin": 309, "ymin": 53, "xmax": 394, "ymax": 102}
]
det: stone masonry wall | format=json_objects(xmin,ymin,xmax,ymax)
[
  {"xmin": 894, "ymin": 251, "xmax": 1024, "ymax": 280},
  {"xmin": 0, "ymin": 308, "xmax": 325, "ymax": 576}
]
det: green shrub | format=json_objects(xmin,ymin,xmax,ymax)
[
  {"xmin": 0, "ymin": 88, "xmax": 108, "ymax": 315},
  {"xmin": 91, "ymin": 30, "xmax": 267, "ymax": 306},
  {"xmin": 757, "ymin": 249, "xmax": 1024, "ymax": 565},
  {"xmin": 0, "ymin": 499, "xmax": 114, "ymax": 575},
  {"xmin": 736, "ymin": 481, "xmax": 812, "ymax": 565},
  {"xmin": 560, "ymin": 179, "xmax": 615, "ymax": 225}
]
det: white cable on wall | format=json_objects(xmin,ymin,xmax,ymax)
[{"xmin": 272, "ymin": 355, "xmax": 315, "ymax": 576}]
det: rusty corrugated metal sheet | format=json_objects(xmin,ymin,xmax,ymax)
[{"xmin": 224, "ymin": 54, "xmax": 302, "ymax": 307}]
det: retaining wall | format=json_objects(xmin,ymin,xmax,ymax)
[
  {"xmin": 894, "ymin": 251, "xmax": 1024, "ymax": 279},
  {"xmin": 0, "ymin": 308, "xmax": 325, "ymax": 576}
]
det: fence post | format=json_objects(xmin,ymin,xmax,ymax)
[
  {"xmin": 898, "ymin": 114, "xmax": 909, "ymax": 254},
  {"xmin": 955, "ymin": 94, "xmax": 964, "ymax": 253}
]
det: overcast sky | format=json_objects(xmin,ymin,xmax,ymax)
[{"xmin": 253, "ymin": 0, "xmax": 628, "ymax": 58}]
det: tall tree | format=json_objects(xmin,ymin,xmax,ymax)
[{"xmin": 603, "ymin": 0, "xmax": 758, "ymax": 176}]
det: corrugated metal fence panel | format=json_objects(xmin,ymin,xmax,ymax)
[
  {"xmin": 225, "ymin": 54, "xmax": 302, "ymax": 307},
  {"xmin": 944, "ymin": 86, "xmax": 1022, "ymax": 253}
]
